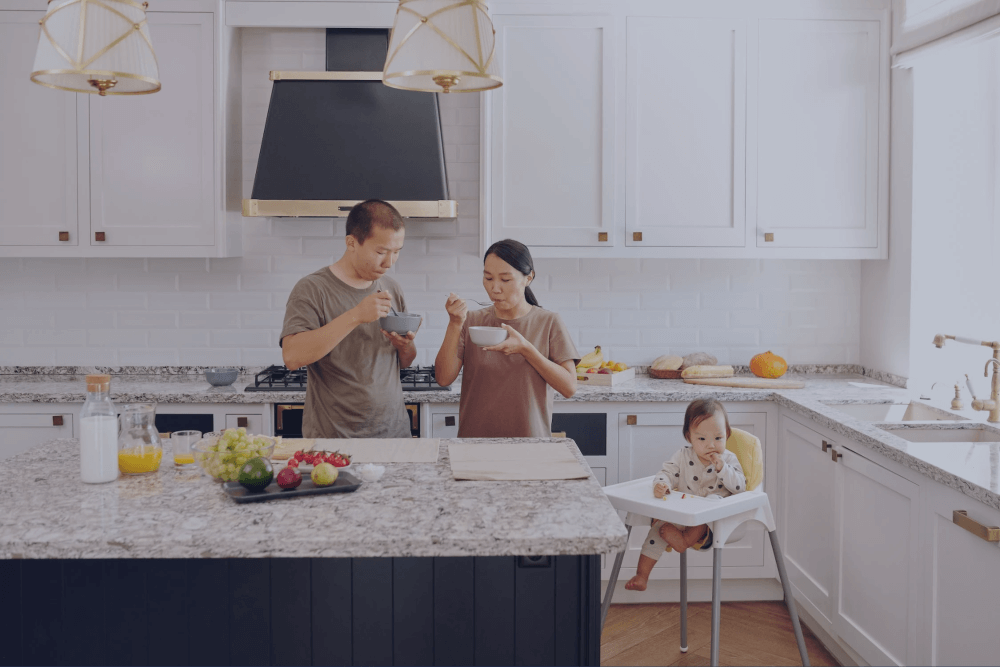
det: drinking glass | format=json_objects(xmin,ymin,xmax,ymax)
[{"xmin": 171, "ymin": 430, "xmax": 201, "ymax": 467}]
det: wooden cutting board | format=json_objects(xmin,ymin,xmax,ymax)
[
  {"xmin": 449, "ymin": 442, "xmax": 591, "ymax": 481},
  {"xmin": 683, "ymin": 377, "xmax": 804, "ymax": 389}
]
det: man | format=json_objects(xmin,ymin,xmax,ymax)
[{"xmin": 280, "ymin": 199, "xmax": 417, "ymax": 438}]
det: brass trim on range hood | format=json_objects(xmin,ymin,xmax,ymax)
[
  {"xmin": 269, "ymin": 71, "xmax": 383, "ymax": 81},
  {"xmin": 242, "ymin": 199, "xmax": 458, "ymax": 218}
]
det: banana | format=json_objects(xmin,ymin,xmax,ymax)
[{"xmin": 578, "ymin": 345, "xmax": 603, "ymax": 369}]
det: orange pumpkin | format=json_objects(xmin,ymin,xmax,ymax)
[{"xmin": 750, "ymin": 351, "xmax": 787, "ymax": 379}]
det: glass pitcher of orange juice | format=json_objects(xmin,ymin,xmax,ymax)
[{"xmin": 118, "ymin": 404, "xmax": 163, "ymax": 474}]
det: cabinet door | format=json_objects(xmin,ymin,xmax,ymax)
[
  {"xmin": 833, "ymin": 444, "xmax": 920, "ymax": 667},
  {"xmin": 89, "ymin": 12, "xmax": 214, "ymax": 246},
  {"xmin": 618, "ymin": 410, "xmax": 766, "ymax": 575},
  {"xmin": 626, "ymin": 17, "xmax": 746, "ymax": 247},
  {"xmin": 0, "ymin": 11, "xmax": 83, "ymax": 247},
  {"xmin": 753, "ymin": 19, "xmax": 882, "ymax": 249},
  {"xmin": 489, "ymin": 14, "xmax": 615, "ymax": 247},
  {"xmin": 922, "ymin": 481, "xmax": 1000, "ymax": 666},
  {"xmin": 778, "ymin": 416, "xmax": 837, "ymax": 632},
  {"xmin": 430, "ymin": 410, "xmax": 459, "ymax": 439},
  {"xmin": 0, "ymin": 413, "xmax": 73, "ymax": 461}
]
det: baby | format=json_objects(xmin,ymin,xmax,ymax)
[{"xmin": 625, "ymin": 398, "xmax": 747, "ymax": 591}]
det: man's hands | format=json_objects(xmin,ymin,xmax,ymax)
[
  {"xmin": 382, "ymin": 328, "xmax": 418, "ymax": 352},
  {"xmin": 653, "ymin": 482, "xmax": 670, "ymax": 499},
  {"xmin": 354, "ymin": 291, "xmax": 394, "ymax": 324},
  {"xmin": 482, "ymin": 324, "xmax": 532, "ymax": 356},
  {"xmin": 445, "ymin": 293, "xmax": 468, "ymax": 326}
]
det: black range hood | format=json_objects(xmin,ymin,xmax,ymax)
[{"xmin": 243, "ymin": 29, "xmax": 456, "ymax": 219}]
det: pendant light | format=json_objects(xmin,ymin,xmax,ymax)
[
  {"xmin": 31, "ymin": 0, "xmax": 160, "ymax": 96},
  {"xmin": 383, "ymin": 0, "xmax": 502, "ymax": 93}
]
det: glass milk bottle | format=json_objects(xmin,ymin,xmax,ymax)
[{"xmin": 80, "ymin": 374, "xmax": 118, "ymax": 483}]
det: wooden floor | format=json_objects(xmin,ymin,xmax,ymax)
[{"xmin": 601, "ymin": 601, "xmax": 838, "ymax": 666}]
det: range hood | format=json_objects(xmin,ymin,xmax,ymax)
[{"xmin": 243, "ymin": 29, "xmax": 456, "ymax": 219}]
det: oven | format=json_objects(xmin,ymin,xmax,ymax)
[{"xmin": 274, "ymin": 402, "xmax": 421, "ymax": 438}]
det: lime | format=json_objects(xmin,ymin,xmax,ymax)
[{"xmin": 238, "ymin": 456, "xmax": 274, "ymax": 492}]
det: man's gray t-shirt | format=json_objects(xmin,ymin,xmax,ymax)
[{"xmin": 279, "ymin": 267, "xmax": 410, "ymax": 439}]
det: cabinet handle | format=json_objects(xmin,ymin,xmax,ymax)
[
  {"xmin": 626, "ymin": 415, "xmax": 637, "ymax": 425},
  {"xmin": 52, "ymin": 415, "xmax": 63, "ymax": 426},
  {"xmin": 444, "ymin": 416, "xmax": 455, "ymax": 427},
  {"xmin": 831, "ymin": 448, "xmax": 842, "ymax": 463},
  {"xmin": 58, "ymin": 232, "xmax": 69, "ymax": 242},
  {"xmin": 821, "ymin": 440, "xmax": 831, "ymax": 452},
  {"xmin": 953, "ymin": 510, "xmax": 1000, "ymax": 542},
  {"xmin": 632, "ymin": 232, "xmax": 643, "ymax": 242},
  {"xmin": 95, "ymin": 232, "xmax": 106, "ymax": 242},
  {"xmin": 598, "ymin": 232, "xmax": 608, "ymax": 242},
  {"xmin": 237, "ymin": 416, "xmax": 248, "ymax": 428},
  {"xmin": 764, "ymin": 232, "xmax": 774, "ymax": 242}
]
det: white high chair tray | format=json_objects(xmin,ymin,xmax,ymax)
[{"xmin": 603, "ymin": 476, "xmax": 767, "ymax": 527}]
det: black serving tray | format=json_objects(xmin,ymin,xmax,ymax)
[{"xmin": 222, "ymin": 471, "xmax": 362, "ymax": 503}]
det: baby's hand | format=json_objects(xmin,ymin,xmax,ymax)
[
  {"xmin": 653, "ymin": 482, "xmax": 670, "ymax": 498},
  {"xmin": 708, "ymin": 452, "xmax": 724, "ymax": 469}
]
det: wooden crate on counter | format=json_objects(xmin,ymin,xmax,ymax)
[{"xmin": 576, "ymin": 367, "xmax": 635, "ymax": 386}]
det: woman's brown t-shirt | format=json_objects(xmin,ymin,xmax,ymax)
[{"xmin": 456, "ymin": 306, "xmax": 580, "ymax": 438}]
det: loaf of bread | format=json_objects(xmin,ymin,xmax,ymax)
[
  {"xmin": 651, "ymin": 354, "xmax": 683, "ymax": 371},
  {"xmin": 680, "ymin": 365, "xmax": 735, "ymax": 379},
  {"xmin": 680, "ymin": 352, "xmax": 718, "ymax": 369}
]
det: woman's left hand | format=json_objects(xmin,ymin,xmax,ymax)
[{"xmin": 482, "ymin": 324, "xmax": 533, "ymax": 356}]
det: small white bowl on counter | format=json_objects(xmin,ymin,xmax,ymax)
[{"xmin": 469, "ymin": 326, "xmax": 507, "ymax": 347}]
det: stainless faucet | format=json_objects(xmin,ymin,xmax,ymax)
[{"xmin": 934, "ymin": 334, "xmax": 1000, "ymax": 422}]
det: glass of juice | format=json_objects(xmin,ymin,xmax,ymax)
[{"xmin": 171, "ymin": 430, "xmax": 201, "ymax": 467}]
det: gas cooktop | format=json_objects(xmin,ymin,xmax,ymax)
[{"xmin": 244, "ymin": 365, "xmax": 450, "ymax": 392}]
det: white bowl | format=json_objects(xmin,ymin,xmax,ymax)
[
  {"xmin": 355, "ymin": 463, "xmax": 385, "ymax": 483},
  {"xmin": 469, "ymin": 326, "xmax": 507, "ymax": 347}
]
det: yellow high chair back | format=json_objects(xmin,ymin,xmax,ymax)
[{"xmin": 725, "ymin": 428, "xmax": 763, "ymax": 492}]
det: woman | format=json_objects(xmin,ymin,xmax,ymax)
[{"xmin": 435, "ymin": 239, "xmax": 580, "ymax": 437}]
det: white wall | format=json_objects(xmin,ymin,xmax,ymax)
[
  {"xmin": 908, "ymin": 38, "xmax": 1000, "ymax": 398},
  {"xmin": 861, "ymin": 69, "xmax": 915, "ymax": 382},
  {"xmin": 0, "ymin": 29, "xmax": 862, "ymax": 369}
]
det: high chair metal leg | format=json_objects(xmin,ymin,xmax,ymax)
[
  {"xmin": 769, "ymin": 530, "xmax": 810, "ymax": 667},
  {"xmin": 710, "ymin": 549, "xmax": 722, "ymax": 667},
  {"xmin": 600, "ymin": 524, "xmax": 632, "ymax": 632},
  {"xmin": 679, "ymin": 549, "xmax": 688, "ymax": 652}
]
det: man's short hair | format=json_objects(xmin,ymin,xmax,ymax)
[{"xmin": 345, "ymin": 200, "xmax": 404, "ymax": 244}]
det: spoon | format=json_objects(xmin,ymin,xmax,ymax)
[
  {"xmin": 461, "ymin": 296, "xmax": 492, "ymax": 307},
  {"xmin": 377, "ymin": 289, "xmax": 398, "ymax": 315}
]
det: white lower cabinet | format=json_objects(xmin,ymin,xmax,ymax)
[
  {"xmin": 780, "ymin": 414, "xmax": 920, "ymax": 666},
  {"xmin": 920, "ymin": 481, "xmax": 1000, "ymax": 666},
  {"xmin": 618, "ymin": 409, "xmax": 768, "ymax": 578},
  {"xmin": 0, "ymin": 412, "xmax": 74, "ymax": 461},
  {"xmin": 832, "ymin": 442, "xmax": 920, "ymax": 667}
]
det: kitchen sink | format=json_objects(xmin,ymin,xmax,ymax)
[
  {"xmin": 879, "ymin": 424, "xmax": 1000, "ymax": 443},
  {"xmin": 821, "ymin": 401, "xmax": 967, "ymax": 422}
]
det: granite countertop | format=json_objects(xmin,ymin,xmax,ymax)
[
  {"xmin": 0, "ymin": 438, "xmax": 627, "ymax": 560},
  {"xmin": 3, "ymin": 370, "xmax": 999, "ymax": 511}
]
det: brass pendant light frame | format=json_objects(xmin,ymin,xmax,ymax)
[
  {"xmin": 383, "ymin": 0, "xmax": 502, "ymax": 93},
  {"xmin": 31, "ymin": 0, "xmax": 161, "ymax": 96}
]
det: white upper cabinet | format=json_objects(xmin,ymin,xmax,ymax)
[
  {"xmin": 482, "ymin": 0, "xmax": 890, "ymax": 259},
  {"xmin": 488, "ymin": 13, "xmax": 616, "ymax": 247},
  {"xmin": 89, "ymin": 12, "xmax": 215, "ymax": 247},
  {"xmin": 753, "ymin": 19, "xmax": 886, "ymax": 251},
  {"xmin": 0, "ymin": 12, "xmax": 84, "ymax": 247},
  {"xmin": 0, "ymin": 6, "xmax": 239, "ymax": 257},
  {"xmin": 626, "ymin": 17, "xmax": 746, "ymax": 248}
]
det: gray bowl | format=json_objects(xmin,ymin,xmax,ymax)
[
  {"xmin": 380, "ymin": 312, "xmax": 422, "ymax": 335},
  {"xmin": 204, "ymin": 367, "xmax": 238, "ymax": 386}
]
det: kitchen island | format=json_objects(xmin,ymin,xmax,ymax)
[{"xmin": 0, "ymin": 437, "xmax": 625, "ymax": 667}]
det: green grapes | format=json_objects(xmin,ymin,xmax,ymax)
[{"xmin": 196, "ymin": 427, "xmax": 273, "ymax": 481}]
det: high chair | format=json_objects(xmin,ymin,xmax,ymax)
[{"xmin": 599, "ymin": 428, "xmax": 810, "ymax": 667}]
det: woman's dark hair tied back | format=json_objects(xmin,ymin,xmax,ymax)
[{"xmin": 485, "ymin": 239, "xmax": 540, "ymax": 307}]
